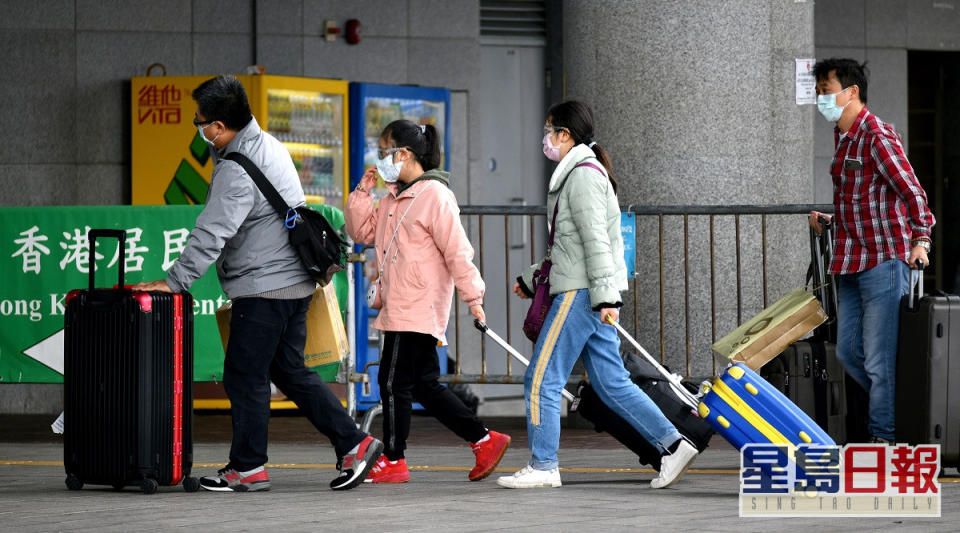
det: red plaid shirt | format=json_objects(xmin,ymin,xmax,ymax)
[{"xmin": 829, "ymin": 107, "xmax": 935, "ymax": 275}]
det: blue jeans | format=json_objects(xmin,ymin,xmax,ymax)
[
  {"xmin": 835, "ymin": 259, "xmax": 911, "ymax": 440},
  {"xmin": 524, "ymin": 289, "xmax": 683, "ymax": 470}
]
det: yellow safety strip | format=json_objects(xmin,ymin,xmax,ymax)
[
  {"xmin": 530, "ymin": 291, "xmax": 576, "ymax": 425},
  {"xmin": 3, "ymin": 461, "xmax": 958, "ymax": 481},
  {"xmin": 192, "ymin": 399, "xmax": 347, "ymax": 410},
  {"xmin": 0, "ymin": 460, "xmax": 731, "ymax": 475}
]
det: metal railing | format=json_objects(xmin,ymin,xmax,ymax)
[{"xmin": 346, "ymin": 203, "xmax": 832, "ymax": 424}]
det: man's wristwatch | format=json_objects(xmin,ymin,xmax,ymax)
[
  {"xmin": 355, "ymin": 184, "xmax": 367, "ymax": 193},
  {"xmin": 912, "ymin": 239, "xmax": 931, "ymax": 253}
]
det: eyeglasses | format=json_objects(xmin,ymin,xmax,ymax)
[
  {"xmin": 377, "ymin": 147, "xmax": 405, "ymax": 159},
  {"xmin": 543, "ymin": 125, "xmax": 566, "ymax": 136},
  {"xmin": 193, "ymin": 116, "xmax": 215, "ymax": 127}
]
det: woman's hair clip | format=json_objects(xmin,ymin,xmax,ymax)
[
  {"xmin": 419, "ymin": 124, "xmax": 426, "ymax": 134},
  {"xmin": 587, "ymin": 141, "xmax": 597, "ymax": 148}
]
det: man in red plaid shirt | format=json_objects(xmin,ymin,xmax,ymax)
[{"xmin": 808, "ymin": 58, "xmax": 935, "ymax": 444}]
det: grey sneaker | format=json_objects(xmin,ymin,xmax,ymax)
[
  {"xmin": 200, "ymin": 466, "xmax": 271, "ymax": 492},
  {"xmin": 329, "ymin": 436, "xmax": 384, "ymax": 491}
]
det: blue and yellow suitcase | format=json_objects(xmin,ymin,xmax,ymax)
[{"xmin": 698, "ymin": 363, "xmax": 835, "ymax": 453}]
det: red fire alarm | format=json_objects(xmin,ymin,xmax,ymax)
[
  {"xmin": 323, "ymin": 19, "xmax": 361, "ymax": 45},
  {"xmin": 345, "ymin": 19, "xmax": 361, "ymax": 45}
]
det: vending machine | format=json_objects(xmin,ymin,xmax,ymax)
[
  {"xmin": 130, "ymin": 74, "xmax": 350, "ymax": 408},
  {"xmin": 348, "ymin": 83, "xmax": 451, "ymax": 411},
  {"xmin": 131, "ymin": 74, "xmax": 349, "ymax": 207}
]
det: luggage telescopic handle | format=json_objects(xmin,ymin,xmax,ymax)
[
  {"xmin": 909, "ymin": 259, "xmax": 924, "ymax": 310},
  {"xmin": 473, "ymin": 320, "xmax": 575, "ymax": 402},
  {"xmin": 603, "ymin": 316, "xmax": 700, "ymax": 411},
  {"xmin": 87, "ymin": 229, "xmax": 126, "ymax": 292}
]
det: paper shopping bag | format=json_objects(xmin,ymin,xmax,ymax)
[
  {"xmin": 712, "ymin": 288, "xmax": 827, "ymax": 370},
  {"xmin": 215, "ymin": 282, "xmax": 347, "ymax": 382}
]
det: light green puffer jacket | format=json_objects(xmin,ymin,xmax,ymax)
[{"xmin": 520, "ymin": 144, "xmax": 628, "ymax": 309}]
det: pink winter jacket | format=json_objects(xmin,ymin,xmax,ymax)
[{"xmin": 344, "ymin": 171, "xmax": 484, "ymax": 344}]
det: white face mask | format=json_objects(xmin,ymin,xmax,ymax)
[
  {"xmin": 198, "ymin": 123, "xmax": 220, "ymax": 146},
  {"xmin": 376, "ymin": 151, "xmax": 404, "ymax": 183}
]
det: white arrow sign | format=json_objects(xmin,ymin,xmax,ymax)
[{"xmin": 22, "ymin": 329, "xmax": 64, "ymax": 375}]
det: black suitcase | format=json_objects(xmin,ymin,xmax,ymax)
[
  {"xmin": 761, "ymin": 340, "xmax": 847, "ymax": 443},
  {"xmin": 762, "ymin": 220, "xmax": 869, "ymax": 444},
  {"xmin": 63, "ymin": 229, "xmax": 198, "ymax": 494},
  {"xmin": 895, "ymin": 265, "xmax": 960, "ymax": 472},
  {"xmin": 573, "ymin": 352, "xmax": 714, "ymax": 472}
]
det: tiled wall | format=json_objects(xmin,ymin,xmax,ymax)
[
  {"xmin": 813, "ymin": 0, "xmax": 960, "ymax": 203},
  {"xmin": 0, "ymin": 0, "xmax": 479, "ymax": 206}
]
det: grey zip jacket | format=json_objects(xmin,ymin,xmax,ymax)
[
  {"xmin": 519, "ymin": 144, "xmax": 627, "ymax": 308},
  {"xmin": 165, "ymin": 118, "xmax": 312, "ymax": 298}
]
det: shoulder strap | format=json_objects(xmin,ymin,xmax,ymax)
[
  {"xmin": 377, "ymin": 193, "xmax": 422, "ymax": 275},
  {"xmin": 574, "ymin": 161, "xmax": 607, "ymax": 177},
  {"xmin": 548, "ymin": 161, "xmax": 608, "ymax": 247},
  {"xmin": 224, "ymin": 152, "xmax": 291, "ymax": 218}
]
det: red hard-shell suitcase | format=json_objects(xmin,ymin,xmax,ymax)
[
  {"xmin": 896, "ymin": 265, "xmax": 960, "ymax": 472},
  {"xmin": 63, "ymin": 229, "xmax": 198, "ymax": 494}
]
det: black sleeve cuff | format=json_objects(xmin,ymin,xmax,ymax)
[
  {"xmin": 516, "ymin": 276, "xmax": 534, "ymax": 298},
  {"xmin": 592, "ymin": 302, "xmax": 622, "ymax": 312}
]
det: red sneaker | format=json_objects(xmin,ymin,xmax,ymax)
[
  {"xmin": 469, "ymin": 430, "xmax": 511, "ymax": 481},
  {"xmin": 364, "ymin": 455, "xmax": 410, "ymax": 483}
]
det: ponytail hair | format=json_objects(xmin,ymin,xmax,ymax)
[
  {"xmin": 546, "ymin": 100, "xmax": 618, "ymax": 195},
  {"xmin": 381, "ymin": 119, "xmax": 442, "ymax": 171},
  {"xmin": 588, "ymin": 143, "xmax": 617, "ymax": 195}
]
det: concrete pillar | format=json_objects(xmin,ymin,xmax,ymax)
[{"xmin": 562, "ymin": 0, "xmax": 816, "ymax": 376}]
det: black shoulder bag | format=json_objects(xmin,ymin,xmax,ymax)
[{"xmin": 225, "ymin": 152, "xmax": 347, "ymax": 285}]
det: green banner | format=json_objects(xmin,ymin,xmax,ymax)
[{"xmin": 0, "ymin": 205, "xmax": 347, "ymax": 384}]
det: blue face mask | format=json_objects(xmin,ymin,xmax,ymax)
[
  {"xmin": 376, "ymin": 152, "xmax": 403, "ymax": 183},
  {"xmin": 817, "ymin": 87, "xmax": 850, "ymax": 123}
]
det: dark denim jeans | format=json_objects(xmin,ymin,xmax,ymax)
[{"xmin": 223, "ymin": 296, "xmax": 366, "ymax": 471}]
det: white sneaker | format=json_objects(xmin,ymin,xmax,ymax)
[
  {"xmin": 650, "ymin": 440, "xmax": 698, "ymax": 489},
  {"xmin": 496, "ymin": 465, "xmax": 562, "ymax": 489}
]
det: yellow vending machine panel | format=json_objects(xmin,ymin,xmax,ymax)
[{"xmin": 132, "ymin": 74, "xmax": 349, "ymax": 207}]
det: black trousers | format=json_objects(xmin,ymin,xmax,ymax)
[
  {"xmin": 224, "ymin": 296, "xmax": 366, "ymax": 471},
  {"xmin": 379, "ymin": 331, "xmax": 487, "ymax": 460}
]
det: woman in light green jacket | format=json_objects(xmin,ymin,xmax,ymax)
[{"xmin": 497, "ymin": 101, "xmax": 698, "ymax": 490}]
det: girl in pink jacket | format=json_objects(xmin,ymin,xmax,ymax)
[{"xmin": 345, "ymin": 119, "xmax": 510, "ymax": 484}]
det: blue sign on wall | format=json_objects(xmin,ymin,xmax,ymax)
[{"xmin": 621, "ymin": 212, "xmax": 637, "ymax": 278}]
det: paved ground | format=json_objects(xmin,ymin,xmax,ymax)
[{"xmin": 1, "ymin": 414, "xmax": 957, "ymax": 532}]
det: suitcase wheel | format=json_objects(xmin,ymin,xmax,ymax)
[
  {"xmin": 65, "ymin": 475, "xmax": 83, "ymax": 491},
  {"xmin": 140, "ymin": 478, "xmax": 159, "ymax": 495},
  {"xmin": 182, "ymin": 477, "xmax": 200, "ymax": 493}
]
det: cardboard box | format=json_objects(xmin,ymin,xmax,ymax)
[
  {"xmin": 216, "ymin": 283, "xmax": 347, "ymax": 382},
  {"xmin": 712, "ymin": 288, "xmax": 827, "ymax": 371}
]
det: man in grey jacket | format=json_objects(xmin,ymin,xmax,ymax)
[{"xmin": 134, "ymin": 75, "xmax": 381, "ymax": 492}]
